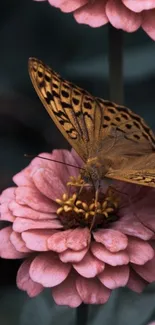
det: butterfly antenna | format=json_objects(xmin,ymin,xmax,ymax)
[{"xmin": 24, "ymin": 154, "xmax": 84, "ymax": 170}]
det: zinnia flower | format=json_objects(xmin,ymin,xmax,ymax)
[
  {"xmin": 0, "ymin": 149, "xmax": 155, "ymax": 307},
  {"xmin": 35, "ymin": 0, "xmax": 155, "ymax": 40}
]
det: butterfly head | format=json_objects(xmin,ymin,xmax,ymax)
[{"xmin": 81, "ymin": 157, "xmax": 110, "ymax": 188}]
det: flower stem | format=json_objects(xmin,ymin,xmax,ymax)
[
  {"xmin": 76, "ymin": 303, "xmax": 89, "ymax": 325},
  {"xmin": 108, "ymin": 24, "xmax": 124, "ymax": 104}
]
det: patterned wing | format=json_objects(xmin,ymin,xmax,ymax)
[
  {"xmin": 28, "ymin": 57, "xmax": 105, "ymax": 162},
  {"xmin": 106, "ymin": 152, "xmax": 155, "ymax": 187}
]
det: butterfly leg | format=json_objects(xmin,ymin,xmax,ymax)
[{"xmin": 89, "ymin": 183, "xmax": 100, "ymax": 232}]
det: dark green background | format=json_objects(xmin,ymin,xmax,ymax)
[{"xmin": 0, "ymin": 1, "xmax": 155, "ymax": 324}]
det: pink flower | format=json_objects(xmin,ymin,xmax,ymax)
[
  {"xmin": 1, "ymin": 149, "xmax": 155, "ymax": 307},
  {"xmin": 35, "ymin": 0, "xmax": 155, "ymax": 40}
]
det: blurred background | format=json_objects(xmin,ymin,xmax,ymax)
[{"xmin": 0, "ymin": 1, "xmax": 155, "ymax": 324}]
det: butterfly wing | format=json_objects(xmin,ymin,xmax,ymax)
[{"xmin": 28, "ymin": 57, "xmax": 105, "ymax": 162}]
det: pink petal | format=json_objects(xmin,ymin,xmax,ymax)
[
  {"xmin": 127, "ymin": 237, "xmax": 154, "ymax": 265},
  {"xmin": 9, "ymin": 200, "xmax": 57, "ymax": 220},
  {"xmin": 132, "ymin": 254, "xmax": 155, "ymax": 283},
  {"xmin": 113, "ymin": 214, "xmax": 154, "ymax": 240},
  {"xmin": 0, "ymin": 227, "xmax": 28, "ymax": 259},
  {"xmin": 29, "ymin": 252, "xmax": 71, "ymax": 287},
  {"xmin": 0, "ymin": 202, "xmax": 15, "ymax": 222},
  {"xmin": 106, "ymin": 0, "xmax": 142, "ymax": 32},
  {"xmin": 66, "ymin": 228, "xmax": 91, "ymax": 250},
  {"xmin": 48, "ymin": 0, "xmax": 87, "ymax": 13},
  {"xmin": 59, "ymin": 247, "xmax": 88, "ymax": 263},
  {"xmin": 13, "ymin": 165, "xmax": 34, "ymax": 187},
  {"xmin": 76, "ymin": 276, "xmax": 111, "ymax": 304},
  {"xmin": 52, "ymin": 272, "xmax": 82, "ymax": 307},
  {"xmin": 93, "ymin": 229, "xmax": 128, "ymax": 252},
  {"xmin": 123, "ymin": 0, "xmax": 155, "ymax": 13},
  {"xmin": 17, "ymin": 258, "xmax": 44, "ymax": 297},
  {"xmin": 22, "ymin": 229, "xmax": 57, "ymax": 251},
  {"xmin": 142, "ymin": 9, "xmax": 155, "ymax": 41},
  {"xmin": 0, "ymin": 187, "xmax": 15, "ymax": 203},
  {"xmin": 15, "ymin": 187, "xmax": 55, "ymax": 212},
  {"xmin": 73, "ymin": 251, "xmax": 105, "ymax": 278},
  {"xmin": 32, "ymin": 168, "xmax": 66, "ymax": 201},
  {"xmin": 10, "ymin": 231, "xmax": 32, "ymax": 253},
  {"xmin": 13, "ymin": 217, "xmax": 62, "ymax": 233},
  {"xmin": 74, "ymin": 0, "xmax": 108, "ymax": 27},
  {"xmin": 98, "ymin": 265, "xmax": 129, "ymax": 289},
  {"xmin": 91, "ymin": 242, "xmax": 129, "ymax": 266},
  {"xmin": 47, "ymin": 229, "xmax": 73, "ymax": 252},
  {"xmin": 127, "ymin": 269, "xmax": 147, "ymax": 293}
]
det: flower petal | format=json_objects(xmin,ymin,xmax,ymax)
[
  {"xmin": 17, "ymin": 258, "xmax": 44, "ymax": 297},
  {"xmin": 91, "ymin": 242, "xmax": 129, "ymax": 266},
  {"xmin": 73, "ymin": 251, "xmax": 105, "ymax": 278},
  {"xmin": 15, "ymin": 187, "xmax": 55, "ymax": 212},
  {"xmin": 127, "ymin": 237, "xmax": 154, "ymax": 265},
  {"xmin": 10, "ymin": 231, "xmax": 32, "ymax": 253},
  {"xmin": 127, "ymin": 269, "xmax": 147, "ymax": 293},
  {"xmin": 47, "ymin": 230, "xmax": 73, "ymax": 252},
  {"xmin": 106, "ymin": 0, "xmax": 142, "ymax": 32},
  {"xmin": 13, "ymin": 165, "xmax": 34, "ymax": 187},
  {"xmin": 0, "ymin": 188, "xmax": 16, "ymax": 221},
  {"xmin": 0, "ymin": 187, "xmax": 15, "ymax": 203},
  {"xmin": 123, "ymin": 0, "xmax": 155, "ymax": 13},
  {"xmin": 48, "ymin": 0, "xmax": 87, "ymax": 13},
  {"xmin": 142, "ymin": 9, "xmax": 155, "ymax": 41},
  {"xmin": 66, "ymin": 228, "xmax": 91, "ymax": 251},
  {"xmin": 13, "ymin": 217, "xmax": 62, "ymax": 233},
  {"xmin": 98, "ymin": 265, "xmax": 129, "ymax": 289},
  {"xmin": 132, "ymin": 254, "xmax": 155, "ymax": 283},
  {"xmin": 22, "ymin": 229, "xmax": 57, "ymax": 251},
  {"xmin": 32, "ymin": 168, "xmax": 66, "ymax": 201},
  {"xmin": 74, "ymin": 0, "xmax": 108, "ymax": 27},
  {"xmin": 93, "ymin": 229, "xmax": 128, "ymax": 252},
  {"xmin": 76, "ymin": 276, "xmax": 111, "ymax": 304},
  {"xmin": 52, "ymin": 272, "xmax": 82, "ymax": 307},
  {"xmin": 59, "ymin": 247, "xmax": 88, "ymax": 263},
  {"xmin": 9, "ymin": 200, "xmax": 57, "ymax": 220},
  {"xmin": 29, "ymin": 252, "xmax": 71, "ymax": 287},
  {"xmin": 0, "ymin": 202, "xmax": 15, "ymax": 222},
  {"xmin": 0, "ymin": 227, "xmax": 28, "ymax": 259}
]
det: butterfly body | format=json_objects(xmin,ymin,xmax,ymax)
[{"xmin": 28, "ymin": 58, "xmax": 155, "ymax": 189}]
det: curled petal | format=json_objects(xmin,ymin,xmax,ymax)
[
  {"xmin": 66, "ymin": 228, "xmax": 91, "ymax": 251},
  {"xmin": 9, "ymin": 200, "xmax": 57, "ymax": 220},
  {"xmin": 127, "ymin": 269, "xmax": 147, "ymax": 293},
  {"xmin": 48, "ymin": 230, "xmax": 73, "ymax": 252},
  {"xmin": 0, "ymin": 202, "xmax": 15, "ymax": 222},
  {"xmin": 32, "ymin": 168, "xmax": 67, "ymax": 201},
  {"xmin": 15, "ymin": 187, "xmax": 55, "ymax": 212},
  {"xmin": 106, "ymin": 0, "xmax": 142, "ymax": 32},
  {"xmin": 30, "ymin": 252, "xmax": 71, "ymax": 287},
  {"xmin": 76, "ymin": 276, "xmax": 111, "ymax": 304},
  {"xmin": 59, "ymin": 247, "xmax": 88, "ymax": 263},
  {"xmin": 73, "ymin": 251, "xmax": 105, "ymax": 278},
  {"xmin": 22, "ymin": 229, "xmax": 58, "ymax": 251},
  {"xmin": 17, "ymin": 258, "xmax": 44, "ymax": 297},
  {"xmin": 13, "ymin": 217, "xmax": 62, "ymax": 233},
  {"xmin": 13, "ymin": 166, "xmax": 34, "ymax": 187},
  {"xmin": 127, "ymin": 237, "xmax": 154, "ymax": 265},
  {"xmin": 132, "ymin": 254, "xmax": 155, "ymax": 283},
  {"xmin": 52, "ymin": 272, "xmax": 82, "ymax": 307},
  {"xmin": 122, "ymin": 0, "xmax": 155, "ymax": 12},
  {"xmin": 10, "ymin": 231, "xmax": 32, "ymax": 253},
  {"xmin": 0, "ymin": 227, "xmax": 28, "ymax": 259},
  {"xmin": 93, "ymin": 229, "xmax": 128, "ymax": 252},
  {"xmin": 74, "ymin": 0, "xmax": 108, "ymax": 27},
  {"xmin": 98, "ymin": 265, "xmax": 129, "ymax": 289},
  {"xmin": 0, "ymin": 187, "xmax": 15, "ymax": 203},
  {"xmin": 91, "ymin": 242, "xmax": 129, "ymax": 266},
  {"xmin": 142, "ymin": 9, "xmax": 155, "ymax": 41}
]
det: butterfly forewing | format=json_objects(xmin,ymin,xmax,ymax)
[{"xmin": 29, "ymin": 57, "xmax": 155, "ymax": 189}]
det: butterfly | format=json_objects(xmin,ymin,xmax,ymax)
[{"xmin": 28, "ymin": 57, "xmax": 155, "ymax": 198}]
